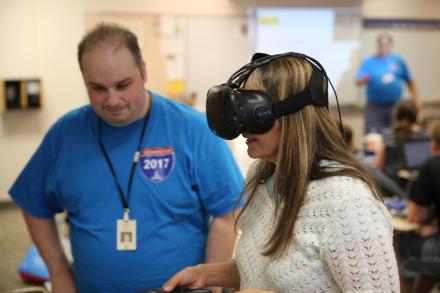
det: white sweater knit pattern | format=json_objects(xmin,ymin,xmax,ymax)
[{"xmin": 235, "ymin": 175, "xmax": 399, "ymax": 292}]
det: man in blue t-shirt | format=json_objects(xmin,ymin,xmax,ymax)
[
  {"xmin": 9, "ymin": 24, "xmax": 243, "ymax": 292},
  {"xmin": 356, "ymin": 33, "xmax": 421, "ymax": 133}
]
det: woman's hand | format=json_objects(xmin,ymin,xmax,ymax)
[
  {"xmin": 163, "ymin": 265, "xmax": 207, "ymax": 292},
  {"xmin": 163, "ymin": 260, "xmax": 240, "ymax": 292}
]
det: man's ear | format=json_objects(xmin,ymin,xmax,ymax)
[{"xmin": 140, "ymin": 62, "xmax": 147, "ymax": 82}]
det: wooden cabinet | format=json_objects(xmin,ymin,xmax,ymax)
[{"xmin": 1, "ymin": 79, "xmax": 42, "ymax": 111}]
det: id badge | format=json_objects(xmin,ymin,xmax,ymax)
[
  {"xmin": 382, "ymin": 73, "xmax": 395, "ymax": 84},
  {"xmin": 117, "ymin": 218, "xmax": 137, "ymax": 251}
]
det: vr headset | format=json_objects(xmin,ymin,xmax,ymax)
[{"xmin": 206, "ymin": 52, "xmax": 341, "ymax": 140}]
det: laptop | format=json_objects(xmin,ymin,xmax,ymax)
[{"xmin": 403, "ymin": 140, "xmax": 432, "ymax": 170}]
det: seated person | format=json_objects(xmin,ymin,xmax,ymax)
[
  {"xmin": 375, "ymin": 100, "xmax": 431, "ymax": 189},
  {"xmin": 163, "ymin": 52, "xmax": 399, "ymax": 293},
  {"xmin": 397, "ymin": 121, "xmax": 440, "ymax": 293},
  {"xmin": 342, "ymin": 122, "xmax": 407, "ymax": 198}
]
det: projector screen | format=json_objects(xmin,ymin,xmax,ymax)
[{"xmin": 248, "ymin": 7, "xmax": 363, "ymax": 105}]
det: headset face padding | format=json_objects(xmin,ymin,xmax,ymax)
[
  {"xmin": 206, "ymin": 52, "xmax": 340, "ymax": 140},
  {"xmin": 206, "ymin": 85, "xmax": 275, "ymax": 140}
]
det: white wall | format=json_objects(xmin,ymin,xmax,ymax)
[
  {"xmin": 0, "ymin": 0, "xmax": 87, "ymax": 201},
  {"xmin": 0, "ymin": 0, "xmax": 363, "ymax": 200},
  {"xmin": 362, "ymin": 0, "xmax": 440, "ymax": 18},
  {"xmin": 0, "ymin": 0, "xmax": 244, "ymax": 201},
  {"xmin": 1, "ymin": 0, "xmax": 440, "ymax": 201}
]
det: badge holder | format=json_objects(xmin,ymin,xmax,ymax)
[{"xmin": 117, "ymin": 209, "xmax": 137, "ymax": 251}]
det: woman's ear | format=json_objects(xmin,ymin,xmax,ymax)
[{"xmin": 272, "ymin": 119, "xmax": 281, "ymax": 132}]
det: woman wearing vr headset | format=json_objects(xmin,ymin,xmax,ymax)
[{"xmin": 163, "ymin": 54, "xmax": 399, "ymax": 292}]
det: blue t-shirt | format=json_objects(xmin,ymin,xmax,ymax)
[
  {"xmin": 356, "ymin": 54, "xmax": 413, "ymax": 104},
  {"xmin": 9, "ymin": 93, "xmax": 244, "ymax": 292}
]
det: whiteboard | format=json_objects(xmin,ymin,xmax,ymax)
[{"xmin": 249, "ymin": 7, "xmax": 364, "ymax": 106}]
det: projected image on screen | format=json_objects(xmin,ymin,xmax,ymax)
[{"xmin": 248, "ymin": 7, "xmax": 362, "ymax": 104}]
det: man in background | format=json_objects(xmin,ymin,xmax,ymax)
[
  {"xmin": 397, "ymin": 121, "xmax": 440, "ymax": 293},
  {"xmin": 356, "ymin": 33, "xmax": 421, "ymax": 133},
  {"xmin": 9, "ymin": 23, "xmax": 243, "ymax": 292}
]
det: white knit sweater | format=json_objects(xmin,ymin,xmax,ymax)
[{"xmin": 235, "ymin": 171, "xmax": 399, "ymax": 292}]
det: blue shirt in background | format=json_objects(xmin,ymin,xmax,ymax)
[{"xmin": 356, "ymin": 54, "xmax": 413, "ymax": 105}]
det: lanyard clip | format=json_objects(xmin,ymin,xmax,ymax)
[
  {"xmin": 123, "ymin": 209, "xmax": 130, "ymax": 221},
  {"xmin": 133, "ymin": 151, "xmax": 140, "ymax": 163}
]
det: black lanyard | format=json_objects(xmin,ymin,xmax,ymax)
[{"xmin": 97, "ymin": 111, "xmax": 150, "ymax": 215}]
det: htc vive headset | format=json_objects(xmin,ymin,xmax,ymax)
[{"xmin": 206, "ymin": 52, "xmax": 341, "ymax": 140}]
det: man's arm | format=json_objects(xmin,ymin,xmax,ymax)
[
  {"xmin": 205, "ymin": 211, "xmax": 239, "ymax": 293},
  {"xmin": 205, "ymin": 211, "xmax": 238, "ymax": 263},
  {"xmin": 407, "ymin": 201, "xmax": 438, "ymax": 236},
  {"xmin": 356, "ymin": 75, "xmax": 370, "ymax": 86},
  {"xmin": 406, "ymin": 79, "xmax": 422, "ymax": 110},
  {"xmin": 22, "ymin": 210, "xmax": 76, "ymax": 293},
  {"xmin": 407, "ymin": 201, "xmax": 432, "ymax": 224}
]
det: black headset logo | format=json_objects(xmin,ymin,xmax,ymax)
[
  {"xmin": 206, "ymin": 52, "xmax": 343, "ymax": 140},
  {"xmin": 254, "ymin": 106, "xmax": 273, "ymax": 122}
]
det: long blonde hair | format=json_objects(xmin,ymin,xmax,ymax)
[{"xmin": 236, "ymin": 57, "xmax": 382, "ymax": 258}]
